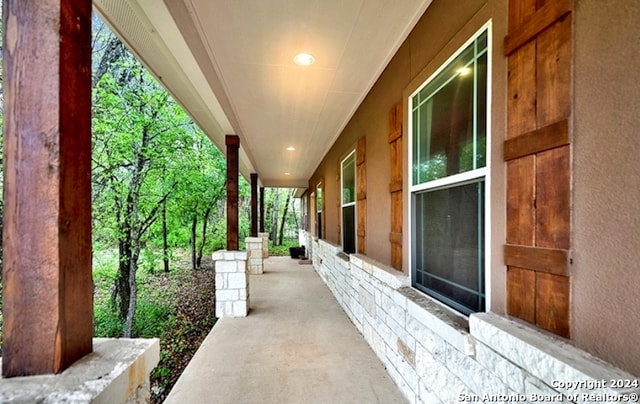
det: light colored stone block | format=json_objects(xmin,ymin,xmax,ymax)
[
  {"xmin": 404, "ymin": 292, "xmax": 468, "ymax": 354},
  {"xmin": 233, "ymin": 300, "xmax": 248, "ymax": 317},
  {"xmin": 473, "ymin": 339, "xmax": 527, "ymax": 393},
  {"xmin": 444, "ymin": 342, "xmax": 512, "ymax": 396},
  {"xmin": 226, "ymin": 273, "xmax": 247, "ymax": 289},
  {"xmin": 470, "ymin": 313, "xmax": 640, "ymax": 398},
  {"xmin": 216, "ymin": 260, "xmax": 238, "ymax": 273},
  {"xmin": 235, "ymin": 251, "xmax": 248, "ymax": 260},
  {"xmin": 392, "ymin": 289, "xmax": 408, "ymax": 310},
  {"xmin": 216, "ymin": 289, "xmax": 239, "ymax": 301},
  {"xmin": 0, "ymin": 339, "xmax": 159, "ymax": 404},
  {"xmin": 358, "ymin": 285, "xmax": 375, "ymax": 316},
  {"xmin": 212, "ymin": 250, "xmax": 226, "ymax": 261},
  {"xmin": 215, "ymin": 273, "xmax": 226, "ymax": 289}
]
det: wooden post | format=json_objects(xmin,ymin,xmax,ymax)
[
  {"xmin": 259, "ymin": 186, "xmax": 265, "ymax": 233},
  {"xmin": 226, "ymin": 135, "xmax": 240, "ymax": 250},
  {"xmin": 250, "ymin": 173, "xmax": 258, "ymax": 237},
  {"xmin": 2, "ymin": 0, "xmax": 93, "ymax": 376}
]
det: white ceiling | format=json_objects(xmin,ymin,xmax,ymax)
[{"xmin": 94, "ymin": 0, "xmax": 432, "ymax": 188}]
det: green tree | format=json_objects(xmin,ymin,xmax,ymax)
[
  {"xmin": 165, "ymin": 134, "xmax": 226, "ymax": 269},
  {"xmin": 92, "ymin": 36, "xmax": 195, "ymax": 336}
]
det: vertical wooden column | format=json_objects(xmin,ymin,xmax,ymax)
[
  {"xmin": 2, "ymin": 0, "xmax": 93, "ymax": 377},
  {"xmin": 250, "ymin": 173, "xmax": 258, "ymax": 237},
  {"xmin": 226, "ymin": 135, "xmax": 240, "ymax": 250},
  {"xmin": 388, "ymin": 103, "xmax": 403, "ymax": 270},
  {"xmin": 504, "ymin": 0, "xmax": 573, "ymax": 338},
  {"xmin": 259, "ymin": 186, "xmax": 265, "ymax": 233}
]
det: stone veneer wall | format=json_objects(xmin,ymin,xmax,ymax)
[{"xmin": 310, "ymin": 235, "xmax": 639, "ymax": 404}]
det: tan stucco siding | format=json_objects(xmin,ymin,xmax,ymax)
[
  {"xmin": 309, "ymin": 0, "xmax": 640, "ymax": 378},
  {"xmin": 310, "ymin": 0, "xmax": 498, "ymax": 266},
  {"xmin": 572, "ymin": 0, "xmax": 640, "ymax": 377}
]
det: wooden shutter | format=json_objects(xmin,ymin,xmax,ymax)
[
  {"xmin": 389, "ymin": 103, "xmax": 403, "ymax": 270},
  {"xmin": 336, "ymin": 163, "xmax": 341, "ymax": 242},
  {"xmin": 504, "ymin": 0, "xmax": 573, "ymax": 338},
  {"xmin": 357, "ymin": 137, "xmax": 367, "ymax": 254}
]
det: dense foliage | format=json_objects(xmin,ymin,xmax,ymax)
[{"xmin": 90, "ymin": 18, "xmax": 299, "ymax": 337}]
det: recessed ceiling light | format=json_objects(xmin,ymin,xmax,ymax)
[
  {"xmin": 284, "ymin": 172, "xmax": 291, "ymax": 176},
  {"xmin": 293, "ymin": 53, "xmax": 315, "ymax": 66},
  {"xmin": 286, "ymin": 146, "xmax": 296, "ymax": 151}
]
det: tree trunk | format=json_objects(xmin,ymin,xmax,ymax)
[
  {"xmin": 291, "ymin": 195, "xmax": 299, "ymax": 230},
  {"xmin": 191, "ymin": 213, "xmax": 198, "ymax": 269},
  {"xmin": 196, "ymin": 206, "xmax": 213, "ymax": 269},
  {"xmin": 162, "ymin": 201, "xmax": 169, "ymax": 272},
  {"xmin": 116, "ymin": 238, "xmax": 132, "ymax": 321},
  {"xmin": 271, "ymin": 188, "xmax": 280, "ymax": 242},
  {"xmin": 124, "ymin": 249, "xmax": 139, "ymax": 338},
  {"xmin": 278, "ymin": 190, "xmax": 292, "ymax": 246}
]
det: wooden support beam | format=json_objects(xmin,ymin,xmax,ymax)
[
  {"xmin": 259, "ymin": 186, "xmax": 265, "ymax": 233},
  {"xmin": 226, "ymin": 135, "xmax": 240, "ymax": 250},
  {"xmin": 250, "ymin": 173, "xmax": 258, "ymax": 237},
  {"xmin": 2, "ymin": 0, "xmax": 93, "ymax": 377}
]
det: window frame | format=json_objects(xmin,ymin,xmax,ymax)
[
  {"xmin": 341, "ymin": 150, "xmax": 357, "ymax": 254},
  {"xmin": 316, "ymin": 182, "xmax": 323, "ymax": 239},
  {"xmin": 407, "ymin": 21, "xmax": 493, "ymax": 315}
]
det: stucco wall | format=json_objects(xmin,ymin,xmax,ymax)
[
  {"xmin": 309, "ymin": 0, "xmax": 506, "ymax": 282},
  {"xmin": 572, "ymin": 0, "xmax": 640, "ymax": 376},
  {"xmin": 308, "ymin": 0, "xmax": 640, "ymax": 379}
]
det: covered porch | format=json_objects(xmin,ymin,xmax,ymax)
[{"xmin": 165, "ymin": 256, "xmax": 404, "ymax": 403}]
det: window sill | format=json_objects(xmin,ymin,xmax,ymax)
[
  {"xmin": 350, "ymin": 254, "xmax": 409, "ymax": 289},
  {"xmin": 399, "ymin": 286, "xmax": 475, "ymax": 356},
  {"xmin": 337, "ymin": 252, "xmax": 350, "ymax": 262}
]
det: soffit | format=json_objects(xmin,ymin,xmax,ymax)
[{"xmin": 93, "ymin": 0, "xmax": 432, "ymax": 188}]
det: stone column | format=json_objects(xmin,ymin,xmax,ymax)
[
  {"xmin": 213, "ymin": 250, "xmax": 249, "ymax": 317},
  {"xmin": 245, "ymin": 237, "xmax": 264, "ymax": 275},
  {"xmin": 258, "ymin": 232, "xmax": 270, "ymax": 258}
]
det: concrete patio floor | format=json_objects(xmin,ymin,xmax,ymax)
[{"xmin": 164, "ymin": 256, "xmax": 406, "ymax": 404}]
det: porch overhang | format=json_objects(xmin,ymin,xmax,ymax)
[{"xmin": 92, "ymin": 0, "xmax": 433, "ymax": 189}]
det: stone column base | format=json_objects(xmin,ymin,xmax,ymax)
[
  {"xmin": 213, "ymin": 250, "xmax": 249, "ymax": 317},
  {"xmin": 245, "ymin": 237, "xmax": 264, "ymax": 274},
  {"xmin": 258, "ymin": 232, "xmax": 270, "ymax": 258},
  {"xmin": 0, "ymin": 338, "xmax": 159, "ymax": 403}
]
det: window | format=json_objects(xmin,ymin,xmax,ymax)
[
  {"xmin": 409, "ymin": 26, "xmax": 490, "ymax": 315},
  {"xmin": 341, "ymin": 152, "xmax": 356, "ymax": 254},
  {"xmin": 316, "ymin": 183, "xmax": 323, "ymax": 239}
]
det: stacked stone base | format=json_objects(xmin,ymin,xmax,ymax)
[
  {"xmin": 258, "ymin": 232, "xmax": 269, "ymax": 258},
  {"xmin": 245, "ymin": 237, "xmax": 264, "ymax": 275},
  {"xmin": 311, "ymin": 235, "xmax": 639, "ymax": 404},
  {"xmin": 213, "ymin": 250, "xmax": 249, "ymax": 318},
  {"xmin": 0, "ymin": 339, "xmax": 159, "ymax": 403}
]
